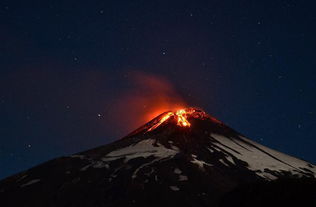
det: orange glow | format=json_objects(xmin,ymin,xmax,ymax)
[
  {"xmin": 108, "ymin": 71, "xmax": 187, "ymax": 134},
  {"xmin": 147, "ymin": 109, "xmax": 192, "ymax": 132}
]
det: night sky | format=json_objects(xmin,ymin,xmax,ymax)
[{"xmin": 1, "ymin": 0, "xmax": 316, "ymax": 179}]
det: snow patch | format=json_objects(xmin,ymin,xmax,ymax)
[
  {"xmin": 225, "ymin": 156, "xmax": 235, "ymax": 165},
  {"xmin": 208, "ymin": 148, "xmax": 214, "ymax": 153},
  {"xmin": 70, "ymin": 154, "xmax": 85, "ymax": 159},
  {"xmin": 93, "ymin": 161, "xmax": 109, "ymax": 169},
  {"xmin": 20, "ymin": 179, "xmax": 41, "ymax": 187},
  {"xmin": 179, "ymin": 175, "xmax": 188, "ymax": 181},
  {"xmin": 219, "ymin": 159, "xmax": 230, "ymax": 167},
  {"xmin": 103, "ymin": 139, "xmax": 179, "ymax": 163},
  {"xmin": 16, "ymin": 174, "xmax": 28, "ymax": 182},
  {"xmin": 174, "ymin": 168, "xmax": 182, "ymax": 174},
  {"xmin": 169, "ymin": 186, "xmax": 180, "ymax": 191},
  {"xmin": 100, "ymin": 139, "xmax": 180, "ymax": 179},
  {"xmin": 191, "ymin": 154, "xmax": 213, "ymax": 169},
  {"xmin": 80, "ymin": 165, "xmax": 91, "ymax": 171},
  {"xmin": 80, "ymin": 161, "xmax": 110, "ymax": 171}
]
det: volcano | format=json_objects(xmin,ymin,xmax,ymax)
[{"xmin": 0, "ymin": 108, "xmax": 315, "ymax": 207}]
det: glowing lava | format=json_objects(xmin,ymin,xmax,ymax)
[
  {"xmin": 175, "ymin": 109, "xmax": 191, "ymax": 127},
  {"xmin": 147, "ymin": 109, "xmax": 192, "ymax": 132}
]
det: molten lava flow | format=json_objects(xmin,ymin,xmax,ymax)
[
  {"xmin": 175, "ymin": 109, "xmax": 191, "ymax": 127},
  {"xmin": 147, "ymin": 112, "xmax": 173, "ymax": 131},
  {"xmin": 147, "ymin": 109, "xmax": 192, "ymax": 132}
]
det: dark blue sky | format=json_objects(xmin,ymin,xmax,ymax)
[{"xmin": 1, "ymin": 0, "xmax": 315, "ymax": 179}]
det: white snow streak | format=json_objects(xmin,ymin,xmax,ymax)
[{"xmin": 20, "ymin": 179, "xmax": 41, "ymax": 187}]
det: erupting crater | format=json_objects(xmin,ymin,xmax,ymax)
[{"xmin": 147, "ymin": 107, "xmax": 215, "ymax": 132}]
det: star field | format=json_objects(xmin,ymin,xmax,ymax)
[{"xmin": 0, "ymin": 0, "xmax": 315, "ymax": 179}]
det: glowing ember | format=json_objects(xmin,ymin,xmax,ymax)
[{"xmin": 147, "ymin": 109, "xmax": 192, "ymax": 132}]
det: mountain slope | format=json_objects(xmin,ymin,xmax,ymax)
[{"xmin": 0, "ymin": 108, "xmax": 315, "ymax": 206}]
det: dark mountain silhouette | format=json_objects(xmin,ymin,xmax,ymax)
[{"xmin": 0, "ymin": 108, "xmax": 315, "ymax": 206}]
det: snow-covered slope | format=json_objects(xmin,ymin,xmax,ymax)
[
  {"xmin": 80, "ymin": 131, "xmax": 315, "ymax": 181},
  {"xmin": 210, "ymin": 133, "xmax": 315, "ymax": 179}
]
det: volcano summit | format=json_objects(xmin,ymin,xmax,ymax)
[{"xmin": 0, "ymin": 108, "xmax": 315, "ymax": 206}]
